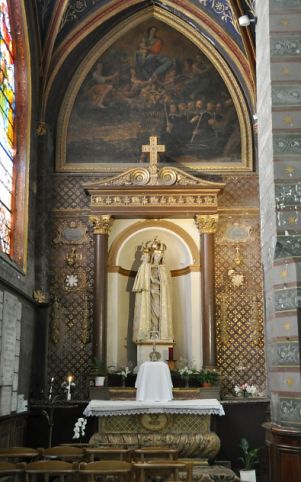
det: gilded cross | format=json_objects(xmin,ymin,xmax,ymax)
[{"xmin": 142, "ymin": 136, "xmax": 165, "ymax": 169}]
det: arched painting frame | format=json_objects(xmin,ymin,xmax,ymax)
[{"xmin": 56, "ymin": 8, "xmax": 253, "ymax": 173}]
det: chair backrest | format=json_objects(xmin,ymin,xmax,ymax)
[
  {"xmin": 25, "ymin": 460, "xmax": 77, "ymax": 482},
  {"xmin": 25, "ymin": 461, "xmax": 76, "ymax": 472},
  {"xmin": 79, "ymin": 460, "xmax": 132, "ymax": 474},
  {"xmin": 134, "ymin": 447, "xmax": 178, "ymax": 460},
  {"xmin": 0, "ymin": 447, "xmax": 39, "ymax": 461},
  {"xmin": 38, "ymin": 446, "xmax": 84, "ymax": 461},
  {"xmin": 0, "ymin": 461, "xmax": 24, "ymax": 472},
  {"xmin": 0, "ymin": 461, "xmax": 25, "ymax": 482},
  {"xmin": 84, "ymin": 448, "xmax": 132, "ymax": 461}
]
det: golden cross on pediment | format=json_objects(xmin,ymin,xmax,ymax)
[{"xmin": 142, "ymin": 136, "xmax": 165, "ymax": 170}]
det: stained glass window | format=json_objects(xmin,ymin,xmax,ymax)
[{"xmin": 0, "ymin": 0, "xmax": 15, "ymax": 255}]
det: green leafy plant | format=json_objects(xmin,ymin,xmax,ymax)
[
  {"xmin": 200, "ymin": 368, "xmax": 219, "ymax": 385},
  {"xmin": 90, "ymin": 356, "xmax": 107, "ymax": 376},
  {"xmin": 239, "ymin": 438, "xmax": 260, "ymax": 470}
]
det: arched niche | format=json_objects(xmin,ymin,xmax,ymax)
[
  {"xmin": 106, "ymin": 219, "xmax": 201, "ymax": 369},
  {"xmin": 56, "ymin": 8, "xmax": 253, "ymax": 173}
]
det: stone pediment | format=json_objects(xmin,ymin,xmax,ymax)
[
  {"xmin": 83, "ymin": 137, "xmax": 224, "ymax": 216},
  {"xmin": 83, "ymin": 165, "xmax": 223, "ymax": 188}
]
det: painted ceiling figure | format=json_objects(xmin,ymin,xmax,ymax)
[{"xmin": 136, "ymin": 26, "xmax": 173, "ymax": 81}]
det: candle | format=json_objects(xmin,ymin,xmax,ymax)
[
  {"xmin": 67, "ymin": 376, "xmax": 72, "ymax": 401},
  {"xmin": 168, "ymin": 347, "xmax": 174, "ymax": 361},
  {"xmin": 49, "ymin": 377, "xmax": 54, "ymax": 400}
]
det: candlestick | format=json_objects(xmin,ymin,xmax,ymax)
[{"xmin": 49, "ymin": 377, "xmax": 54, "ymax": 400}]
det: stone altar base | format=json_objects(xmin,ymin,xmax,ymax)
[
  {"xmin": 179, "ymin": 465, "xmax": 240, "ymax": 481},
  {"xmin": 89, "ymin": 413, "xmax": 220, "ymax": 460}
]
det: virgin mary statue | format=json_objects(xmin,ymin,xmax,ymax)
[{"xmin": 132, "ymin": 239, "xmax": 173, "ymax": 342}]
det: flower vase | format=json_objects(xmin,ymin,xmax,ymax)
[
  {"xmin": 243, "ymin": 391, "xmax": 250, "ymax": 398},
  {"xmin": 239, "ymin": 469, "xmax": 256, "ymax": 482},
  {"xmin": 122, "ymin": 377, "xmax": 126, "ymax": 388},
  {"xmin": 184, "ymin": 377, "xmax": 189, "ymax": 388}
]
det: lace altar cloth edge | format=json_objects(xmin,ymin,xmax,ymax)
[{"xmin": 83, "ymin": 399, "xmax": 225, "ymax": 417}]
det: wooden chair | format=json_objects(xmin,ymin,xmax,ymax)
[
  {"xmin": 0, "ymin": 461, "xmax": 25, "ymax": 482},
  {"xmin": 84, "ymin": 447, "xmax": 132, "ymax": 462},
  {"xmin": 0, "ymin": 447, "xmax": 39, "ymax": 462},
  {"xmin": 38, "ymin": 446, "xmax": 85, "ymax": 462},
  {"xmin": 133, "ymin": 447, "xmax": 179, "ymax": 461},
  {"xmin": 79, "ymin": 460, "xmax": 132, "ymax": 482},
  {"xmin": 133, "ymin": 460, "xmax": 187, "ymax": 482},
  {"xmin": 25, "ymin": 460, "xmax": 77, "ymax": 482}
]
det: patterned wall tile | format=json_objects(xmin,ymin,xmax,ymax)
[
  {"xmin": 272, "ymin": 85, "xmax": 301, "ymax": 106},
  {"xmin": 270, "ymin": 15, "xmax": 301, "ymax": 33},
  {"xmin": 270, "ymin": 341, "xmax": 300, "ymax": 366},
  {"xmin": 274, "ymin": 160, "xmax": 301, "ymax": 180},
  {"xmin": 271, "ymin": 63, "xmax": 301, "ymax": 82},
  {"xmin": 274, "ymin": 287, "xmax": 301, "ymax": 311},
  {"xmin": 279, "ymin": 397, "xmax": 301, "ymax": 425},
  {"xmin": 271, "ymin": 37, "xmax": 301, "ymax": 56},
  {"xmin": 273, "ymin": 134, "xmax": 301, "ymax": 155},
  {"xmin": 272, "ymin": 110, "xmax": 301, "ymax": 130},
  {"xmin": 271, "ymin": 0, "xmax": 301, "ymax": 7},
  {"xmin": 275, "ymin": 235, "xmax": 301, "ymax": 258}
]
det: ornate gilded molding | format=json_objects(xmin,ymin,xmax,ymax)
[
  {"xmin": 91, "ymin": 193, "xmax": 217, "ymax": 209},
  {"xmin": 33, "ymin": 290, "xmax": 50, "ymax": 304},
  {"xmin": 195, "ymin": 214, "xmax": 219, "ymax": 234},
  {"xmin": 84, "ymin": 163, "xmax": 223, "ymax": 217},
  {"xmin": 89, "ymin": 215, "xmax": 113, "ymax": 235}
]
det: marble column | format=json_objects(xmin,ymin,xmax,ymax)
[
  {"xmin": 195, "ymin": 214, "xmax": 218, "ymax": 369},
  {"xmin": 89, "ymin": 215, "xmax": 113, "ymax": 363}
]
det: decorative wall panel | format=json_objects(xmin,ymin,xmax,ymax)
[{"xmin": 48, "ymin": 174, "xmax": 266, "ymax": 398}]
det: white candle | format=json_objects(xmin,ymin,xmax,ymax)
[
  {"xmin": 67, "ymin": 376, "xmax": 72, "ymax": 400},
  {"xmin": 49, "ymin": 377, "xmax": 54, "ymax": 400}
]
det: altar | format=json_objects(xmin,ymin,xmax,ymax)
[{"xmin": 84, "ymin": 399, "xmax": 224, "ymax": 460}]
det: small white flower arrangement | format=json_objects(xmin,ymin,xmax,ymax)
[
  {"xmin": 234, "ymin": 383, "xmax": 257, "ymax": 398},
  {"xmin": 73, "ymin": 417, "xmax": 87, "ymax": 440},
  {"xmin": 178, "ymin": 366, "xmax": 194, "ymax": 377},
  {"xmin": 118, "ymin": 366, "xmax": 132, "ymax": 379}
]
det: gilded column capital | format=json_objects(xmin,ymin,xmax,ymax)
[
  {"xmin": 195, "ymin": 214, "xmax": 219, "ymax": 234},
  {"xmin": 89, "ymin": 215, "xmax": 113, "ymax": 235}
]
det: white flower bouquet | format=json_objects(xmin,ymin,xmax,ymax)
[
  {"xmin": 234, "ymin": 383, "xmax": 257, "ymax": 398},
  {"xmin": 73, "ymin": 417, "xmax": 87, "ymax": 440},
  {"xmin": 178, "ymin": 366, "xmax": 194, "ymax": 377},
  {"xmin": 118, "ymin": 366, "xmax": 132, "ymax": 379}
]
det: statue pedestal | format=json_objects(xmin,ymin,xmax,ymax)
[{"xmin": 136, "ymin": 340, "xmax": 174, "ymax": 367}]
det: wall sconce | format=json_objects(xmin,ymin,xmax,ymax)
[{"xmin": 238, "ymin": 15, "xmax": 257, "ymax": 27}]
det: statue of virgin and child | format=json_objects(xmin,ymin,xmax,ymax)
[{"xmin": 132, "ymin": 238, "xmax": 173, "ymax": 342}]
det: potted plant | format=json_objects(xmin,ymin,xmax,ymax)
[
  {"xmin": 239, "ymin": 437, "xmax": 260, "ymax": 482},
  {"xmin": 90, "ymin": 356, "xmax": 107, "ymax": 386},
  {"xmin": 200, "ymin": 368, "xmax": 219, "ymax": 387}
]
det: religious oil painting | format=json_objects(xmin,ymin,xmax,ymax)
[{"xmin": 60, "ymin": 21, "xmax": 248, "ymax": 172}]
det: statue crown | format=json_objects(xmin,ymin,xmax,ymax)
[{"xmin": 146, "ymin": 237, "xmax": 166, "ymax": 254}]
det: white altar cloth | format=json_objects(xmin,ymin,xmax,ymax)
[
  {"xmin": 83, "ymin": 399, "xmax": 225, "ymax": 417},
  {"xmin": 135, "ymin": 361, "xmax": 173, "ymax": 402}
]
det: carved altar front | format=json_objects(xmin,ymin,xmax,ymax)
[{"xmin": 85, "ymin": 399, "xmax": 224, "ymax": 460}]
